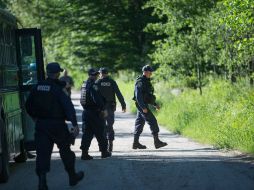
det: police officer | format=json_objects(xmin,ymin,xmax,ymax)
[
  {"xmin": 96, "ymin": 67, "xmax": 126, "ymax": 152},
  {"xmin": 80, "ymin": 68, "xmax": 111, "ymax": 160},
  {"xmin": 132, "ymin": 65, "xmax": 167, "ymax": 149},
  {"xmin": 60, "ymin": 69, "xmax": 74, "ymax": 97},
  {"xmin": 25, "ymin": 62, "xmax": 84, "ymax": 190}
]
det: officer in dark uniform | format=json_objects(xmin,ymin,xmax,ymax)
[
  {"xmin": 25, "ymin": 62, "xmax": 84, "ymax": 190},
  {"xmin": 80, "ymin": 68, "xmax": 111, "ymax": 160},
  {"xmin": 132, "ymin": 65, "xmax": 167, "ymax": 149},
  {"xmin": 96, "ymin": 67, "xmax": 126, "ymax": 152}
]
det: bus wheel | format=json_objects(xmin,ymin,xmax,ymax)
[
  {"xmin": 14, "ymin": 140, "xmax": 27, "ymax": 163},
  {"xmin": 0, "ymin": 126, "xmax": 10, "ymax": 183}
]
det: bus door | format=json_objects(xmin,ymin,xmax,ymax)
[{"xmin": 15, "ymin": 28, "xmax": 45, "ymax": 151}]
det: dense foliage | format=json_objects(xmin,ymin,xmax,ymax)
[
  {"xmin": 144, "ymin": 0, "xmax": 254, "ymax": 92},
  {"xmin": 1, "ymin": 0, "xmax": 157, "ymax": 74},
  {"xmin": 1, "ymin": 0, "xmax": 254, "ymax": 89}
]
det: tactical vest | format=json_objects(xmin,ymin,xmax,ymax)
[
  {"xmin": 97, "ymin": 77, "xmax": 115, "ymax": 103},
  {"xmin": 133, "ymin": 75, "xmax": 156, "ymax": 105},
  {"xmin": 26, "ymin": 79, "xmax": 66, "ymax": 119},
  {"xmin": 80, "ymin": 79, "xmax": 97, "ymax": 109}
]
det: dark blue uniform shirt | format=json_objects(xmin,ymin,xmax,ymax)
[
  {"xmin": 80, "ymin": 78, "xmax": 105, "ymax": 110},
  {"xmin": 26, "ymin": 78, "xmax": 77, "ymax": 126},
  {"xmin": 96, "ymin": 76, "xmax": 126, "ymax": 110},
  {"xmin": 134, "ymin": 75, "xmax": 157, "ymax": 110}
]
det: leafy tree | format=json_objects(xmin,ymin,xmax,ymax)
[
  {"xmin": 144, "ymin": 0, "xmax": 254, "ymax": 91},
  {"xmin": 144, "ymin": 0, "xmax": 218, "ymax": 94},
  {"xmin": 0, "ymin": 0, "xmax": 7, "ymax": 8},
  {"xmin": 6, "ymin": 0, "xmax": 157, "ymax": 75}
]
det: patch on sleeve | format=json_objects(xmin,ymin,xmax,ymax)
[
  {"xmin": 136, "ymin": 81, "xmax": 142, "ymax": 88},
  {"xmin": 93, "ymin": 84, "xmax": 98, "ymax": 91}
]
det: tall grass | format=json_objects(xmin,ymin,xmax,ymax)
[
  {"xmin": 119, "ymin": 78, "xmax": 254, "ymax": 154},
  {"xmin": 156, "ymin": 80, "xmax": 254, "ymax": 154},
  {"xmin": 116, "ymin": 80, "xmax": 136, "ymax": 113}
]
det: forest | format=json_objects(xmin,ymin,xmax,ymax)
[{"xmin": 1, "ymin": 0, "xmax": 254, "ymax": 154}]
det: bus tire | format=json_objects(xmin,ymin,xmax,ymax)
[{"xmin": 0, "ymin": 124, "xmax": 10, "ymax": 183}]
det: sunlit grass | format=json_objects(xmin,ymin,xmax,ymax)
[
  {"xmin": 117, "ymin": 80, "xmax": 136, "ymax": 113},
  {"xmin": 119, "ymin": 79, "xmax": 254, "ymax": 154}
]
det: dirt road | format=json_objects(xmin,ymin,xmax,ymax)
[{"xmin": 1, "ymin": 92, "xmax": 254, "ymax": 190}]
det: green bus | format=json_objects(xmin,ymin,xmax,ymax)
[{"xmin": 0, "ymin": 8, "xmax": 45, "ymax": 182}]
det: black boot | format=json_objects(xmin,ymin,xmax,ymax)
[
  {"xmin": 38, "ymin": 173, "xmax": 48, "ymax": 190},
  {"xmin": 68, "ymin": 169, "xmax": 84, "ymax": 186},
  {"xmin": 108, "ymin": 140, "xmax": 113, "ymax": 152},
  {"xmin": 132, "ymin": 135, "xmax": 146, "ymax": 149},
  {"xmin": 81, "ymin": 151, "xmax": 93, "ymax": 160},
  {"xmin": 27, "ymin": 151, "xmax": 36, "ymax": 159},
  {"xmin": 101, "ymin": 151, "xmax": 111, "ymax": 158},
  {"xmin": 153, "ymin": 134, "xmax": 167, "ymax": 149}
]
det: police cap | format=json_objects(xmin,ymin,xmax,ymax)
[
  {"xmin": 46, "ymin": 62, "xmax": 64, "ymax": 73},
  {"xmin": 88, "ymin": 68, "xmax": 99, "ymax": 76},
  {"xmin": 142, "ymin": 65, "xmax": 153, "ymax": 72},
  {"xmin": 99, "ymin": 67, "xmax": 108, "ymax": 74}
]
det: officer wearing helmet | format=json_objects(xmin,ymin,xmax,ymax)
[
  {"xmin": 80, "ymin": 68, "xmax": 111, "ymax": 160},
  {"xmin": 25, "ymin": 62, "xmax": 84, "ymax": 190},
  {"xmin": 132, "ymin": 65, "xmax": 167, "ymax": 149},
  {"xmin": 96, "ymin": 67, "xmax": 126, "ymax": 152}
]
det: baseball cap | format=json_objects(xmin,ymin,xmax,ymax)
[
  {"xmin": 99, "ymin": 67, "xmax": 108, "ymax": 74},
  {"xmin": 142, "ymin": 65, "xmax": 153, "ymax": 72},
  {"xmin": 88, "ymin": 68, "xmax": 99, "ymax": 76},
  {"xmin": 46, "ymin": 62, "xmax": 64, "ymax": 73}
]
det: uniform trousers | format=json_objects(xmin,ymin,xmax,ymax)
[
  {"xmin": 134, "ymin": 103, "xmax": 160, "ymax": 136},
  {"xmin": 104, "ymin": 105, "xmax": 115, "ymax": 141},
  {"xmin": 35, "ymin": 119, "xmax": 75, "ymax": 175},
  {"xmin": 80, "ymin": 109, "xmax": 108, "ymax": 152}
]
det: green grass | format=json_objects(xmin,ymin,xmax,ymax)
[
  {"xmin": 116, "ymin": 80, "xmax": 136, "ymax": 113},
  {"xmin": 119, "ymin": 79, "xmax": 254, "ymax": 154},
  {"xmin": 156, "ymin": 80, "xmax": 254, "ymax": 154}
]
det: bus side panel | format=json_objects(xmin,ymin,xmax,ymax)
[
  {"xmin": 2, "ymin": 92, "xmax": 23, "ymax": 157},
  {"xmin": 0, "ymin": 96, "xmax": 3, "ymax": 155},
  {"xmin": 21, "ymin": 91, "xmax": 35, "ymax": 151}
]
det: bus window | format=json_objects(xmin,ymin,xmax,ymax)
[
  {"xmin": 20, "ymin": 36, "xmax": 32, "ymax": 56},
  {"xmin": 18, "ymin": 35, "xmax": 38, "ymax": 85}
]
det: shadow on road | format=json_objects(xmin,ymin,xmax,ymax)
[
  {"xmin": 2, "ymin": 94, "xmax": 254, "ymax": 190},
  {"xmin": 1, "ymin": 152, "xmax": 254, "ymax": 190}
]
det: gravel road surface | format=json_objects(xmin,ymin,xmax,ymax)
[{"xmin": 1, "ymin": 92, "xmax": 254, "ymax": 190}]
